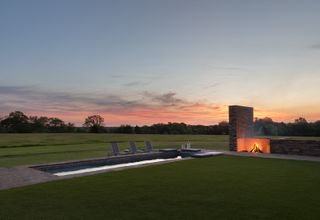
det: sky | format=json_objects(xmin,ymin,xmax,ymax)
[{"xmin": 1, "ymin": 0, "xmax": 320, "ymax": 126}]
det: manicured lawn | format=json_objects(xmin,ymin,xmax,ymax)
[
  {"xmin": 0, "ymin": 156, "xmax": 319, "ymax": 219},
  {"xmin": 0, "ymin": 133, "xmax": 228, "ymax": 167}
]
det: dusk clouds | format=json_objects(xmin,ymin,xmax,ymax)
[{"xmin": 0, "ymin": 85, "xmax": 225, "ymax": 125}]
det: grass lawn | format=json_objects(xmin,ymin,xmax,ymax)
[
  {"xmin": 0, "ymin": 156, "xmax": 319, "ymax": 219},
  {"xmin": 0, "ymin": 133, "xmax": 228, "ymax": 167}
]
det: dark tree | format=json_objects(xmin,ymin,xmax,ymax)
[
  {"xmin": 218, "ymin": 121, "xmax": 229, "ymax": 135},
  {"xmin": 0, "ymin": 111, "xmax": 30, "ymax": 132},
  {"xmin": 313, "ymin": 121, "xmax": 320, "ymax": 136},
  {"xmin": 29, "ymin": 116, "xmax": 49, "ymax": 132},
  {"xmin": 118, "ymin": 125, "xmax": 134, "ymax": 133},
  {"xmin": 0, "ymin": 116, "xmax": 4, "ymax": 132},
  {"xmin": 134, "ymin": 125, "xmax": 141, "ymax": 134},
  {"xmin": 254, "ymin": 117, "xmax": 278, "ymax": 136},
  {"xmin": 65, "ymin": 123, "xmax": 76, "ymax": 132},
  {"xmin": 294, "ymin": 117, "xmax": 308, "ymax": 124},
  {"xmin": 47, "ymin": 118, "xmax": 67, "ymax": 132},
  {"xmin": 289, "ymin": 117, "xmax": 312, "ymax": 136},
  {"xmin": 83, "ymin": 115, "xmax": 105, "ymax": 133}
]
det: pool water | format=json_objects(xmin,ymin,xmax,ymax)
[{"xmin": 54, "ymin": 156, "xmax": 182, "ymax": 176}]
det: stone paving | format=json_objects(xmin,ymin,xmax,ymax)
[
  {"xmin": 0, "ymin": 166, "xmax": 57, "ymax": 190},
  {"xmin": 1, "ymin": 151, "xmax": 320, "ymax": 191},
  {"xmin": 222, "ymin": 150, "xmax": 320, "ymax": 162}
]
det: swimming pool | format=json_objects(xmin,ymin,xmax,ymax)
[
  {"xmin": 32, "ymin": 150, "xmax": 180, "ymax": 176},
  {"xmin": 55, "ymin": 156, "xmax": 182, "ymax": 176}
]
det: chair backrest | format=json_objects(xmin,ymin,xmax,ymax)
[
  {"xmin": 111, "ymin": 142, "xmax": 120, "ymax": 156},
  {"xmin": 145, "ymin": 141, "xmax": 153, "ymax": 152},
  {"xmin": 129, "ymin": 141, "xmax": 137, "ymax": 154}
]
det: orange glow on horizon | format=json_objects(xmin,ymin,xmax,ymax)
[
  {"xmin": 15, "ymin": 104, "xmax": 227, "ymax": 126},
  {"xmin": 2, "ymin": 104, "xmax": 320, "ymax": 126}
]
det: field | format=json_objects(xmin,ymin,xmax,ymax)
[
  {"xmin": 0, "ymin": 156, "xmax": 320, "ymax": 219},
  {"xmin": 1, "ymin": 133, "xmax": 320, "ymax": 167},
  {"xmin": 0, "ymin": 133, "xmax": 228, "ymax": 167},
  {"xmin": 1, "ymin": 134, "xmax": 320, "ymax": 219}
]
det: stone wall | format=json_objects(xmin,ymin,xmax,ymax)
[
  {"xmin": 270, "ymin": 139, "xmax": 320, "ymax": 157},
  {"xmin": 229, "ymin": 105, "xmax": 254, "ymax": 151}
]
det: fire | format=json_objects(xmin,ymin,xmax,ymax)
[
  {"xmin": 237, "ymin": 138, "xmax": 270, "ymax": 154},
  {"xmin": 250, "ymin": 143, "xmax": 263, "ymax": 153}
]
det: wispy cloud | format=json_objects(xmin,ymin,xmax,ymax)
[
  {"xmin": 143, "ymin": 91, "xmax": 187, "ymax": 106},
  {"xmin": 123, "ymin": 81, "xmax": 150, "ymax": 87},
  {"xmin": 309, "ymin": 43, "xmax": 320, "ymax": 50},
  {"xmin": 0, "ymin": 85, "xmax": 145, "ymax": 113},
  {"xmin": 110, "ymin": 74, "xmax": 124, "ymax": 78},
  {"xmin": 0, "ymin": 85, "xmax": 225, "ymax": 125},
  {"xmin": 0, "ymin": 85, "xmax": 36, "ymax": 94},
  {"xmin": 210, "ymin": 66, "xmax": 246, "ymax": 71},
  {"xmin": 205, "ymin": 83, "xmax": 220, "ymax": 89}
]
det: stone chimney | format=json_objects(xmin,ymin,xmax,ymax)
[{"xmin": 229, "ymin": 105, "xmax": 254, "ymax": 151}]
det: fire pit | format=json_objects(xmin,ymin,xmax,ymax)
[
  {"xmin": 229, "ymin": 105, "xmax": 320, "ymax": 157},
  {"xmin": 237, "ymin": 138, "xmax": 270, "ymax": 153}
]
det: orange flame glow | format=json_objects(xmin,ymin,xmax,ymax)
[{"xmin": 237, "ymin": 138, "xmax": 270, "ymax": 154}]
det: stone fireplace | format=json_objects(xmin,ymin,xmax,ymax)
[{"xmin": 229, "ymin": 105, "xmax": 320, "ymax": 157}]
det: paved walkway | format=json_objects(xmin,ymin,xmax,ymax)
[
  {"xmin": 0, "ymin": 166, "xmax": 57, "ymax": 190},
  {"xmin": 221, "ymin": 150, "xmax": 320, "ymax": 162},
  {"xmin": 1, "ymin": 151, "xmax": 319, "ymax": 191}
]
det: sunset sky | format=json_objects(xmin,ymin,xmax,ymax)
[{"xmin": 1, "ymin": 0, "xmax": 320, "ymax": 126}]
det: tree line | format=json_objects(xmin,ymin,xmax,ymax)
[
  {"xmin": 111, "ymin": 122, "xmax": 229, "ymax": 135},
  {"xmin": 1, "ymin": 111, "xmax": 320, "ymax": 136},
  {"xmin": 254, "ymin": 117, "xmax": 320, "ymax": 137},
  {"xmin": 0, "ymin": 111, "xmax": 229, "ymax": 134},
  {"xmin": 0, "ymin": 111, "xmax": 76, "ymax": 133}
]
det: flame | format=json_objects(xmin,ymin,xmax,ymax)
[
  {"xmin": 250, "ymin": 143, "xmax": 263, "ymax": 153},
  {"xmin": 237, "ymin": 138, "xmax": 270, "ymax": 154}
]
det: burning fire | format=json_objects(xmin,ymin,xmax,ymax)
[
  {"xmin": 237, "ymin": 138, "xmax": 270, "ymax": 154},
  {"xmin": 250, "ymin": 143, "xmax": 263, "ymax": 153}
]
